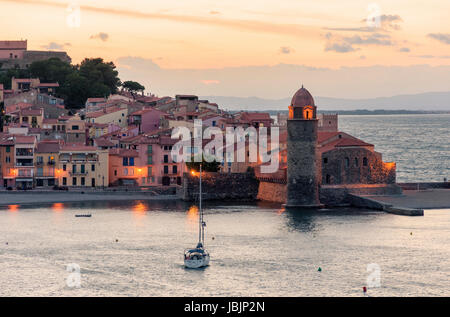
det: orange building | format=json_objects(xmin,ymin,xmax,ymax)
[
  {"xmin": 0, "ymin": 134, "xmax": 15, "ymax": 188},
  {"xmin": 108, "ymin": 148, "xmax": 145, "ymax": 186}
]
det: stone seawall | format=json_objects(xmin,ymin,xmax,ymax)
[
  {"xmin": 257, "ymin": 181, "xmax": 402, "ymax": 205},
  {"xmin": 257, "ymin": 182, "xmax": 287, "ymax": 203},
  {"xmin": 179, "ymin": 172, "xmax": 259, "ymax": 201},
  {"xmin": 319, "ymin": 184, "xmax": 402, "ymax": 206}
]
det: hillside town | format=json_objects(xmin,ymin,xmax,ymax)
[{"xmin": 0, "ymin": 40, "xmax": 395, "ymax": 193}]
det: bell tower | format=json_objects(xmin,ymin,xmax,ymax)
[{"xmin": 286, "ymin": 86, "xmax": 322, "ymax": 208}]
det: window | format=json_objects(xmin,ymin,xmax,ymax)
[
  {"xmin": 148, "ymin": 166, "xmax": 152, "ymax": 176},
  {"xmin": 81, "ymin": 165, "xmax": 85, "ymax": 174},
  {"xmin": 129, "ymin": 168, "xmax": 134, "ymax": 176},
  {"xmin": 323, "ymin": 157, "xmax": 328, "ymax": 164},
  {"xmin": 345, "ymin": 157, "xmax": 350, "ymax": 168},
  {"xmin": 6, "ymin": 146, "xmax": 10, "ymax": 153},
  {"xmin": 326, "ymin": 174, "xmax": 331, "ymax": 184},
  {"xmin": 63, "ymin": 177, "xmax": 67, "ymax": 186},
  {"xmin": 91, "ymin": 178, "xmax": 96, "ymax": 187},
  {"xmin": 72, "ymin": 165, "xmax": 77, "ymax": 173},
  {"xmin": 123, "ymin": 157, "xmax": 129, "ymax": 166},
  {"xmin": 63, "ymin": 164, "xmax": 67, "ymax": 171},
  {"xmin": 129, "ymin": 157, "xmax": 135, "ymax": 166},
  {"xmin": 114, "ymin": 170, "xmax": 117, "ymax": 176},
  {"xmin": 81, "ymin": 177, "xmax": 85, "ymax": 186},
  {"xmin": 164, "ymin": 155, "xmax": 169, "ymax": 163},
  {"xmin": 124, "ymin": 168, "xmax": 128, "ymax": 176},
  {"xmin": 72, "ymin": 125, "xmax": 79, "ymax": 130},
  {"xmin": 148, "ymin": 145, "xmax": 153, "ymax": 154},
  {"xmin": 164, "ymin": 166, "xmax": 169, "ymax": 174},
  {"xmin": 363, "ymin": 157, "xmax": 368, "ymax": 166},
  {"xmin": 354, "ymin": 158, "xmax": 359, "ymax": 167},
  {"xmin": 91, "ymin": 164, "xmax": 95, "ymax": 172},
  {"xmin": 37, "ymin": 168, "xmax": 43, "ymax": 177},
  {"xmin": 6, "ymin": 157, "xmax": 10, "ymax": 163},
  {"xmin": 173, "ymin": 166, "xmax": 178, "ymax": 174},
  {"xmin": 148, "ymin": 156, "xmax": 153, "ymax": 165},
  {"xmin": 72, "ymin": 177, "xmax": 77, "ymax": 186}
]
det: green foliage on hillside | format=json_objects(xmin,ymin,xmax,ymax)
[
  {"xmin": 122, "ymin": 80, "xmax": 145, "ymax": 94},
  {"xmin": 29, "ymin": 57, "xmax": 121, "ymax": 109},
  {"xmin": 0, "ymin": 57, "xmax": 122, "ymax": 109}
]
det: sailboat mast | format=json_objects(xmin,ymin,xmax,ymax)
[{"xmin": 199, "ymin": 164, "xmax": 203, "ymax": 244}]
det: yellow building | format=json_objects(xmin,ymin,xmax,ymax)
[
  {"xmin": 20, "ymin": 108, "xmax": 43, "ymax": 128},
  {"xmin": 34, "ymin": 141, "xmax": 61, "ymax": 187},
  {"xmin": 85, "ymin": 107, "xmax": 128, "ymax": 128},
  {"xmin": 57, "ymin": 144, "xmax": 109, "ymax": 188}
]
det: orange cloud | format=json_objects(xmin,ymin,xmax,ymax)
[{"xmin": 0, "ymin": 0, "xmax": 318, "ymax": 38}]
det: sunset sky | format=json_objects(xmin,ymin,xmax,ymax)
[{"xmin": 1, "ymin": 0, "xmax": 450, "ymax": 101}]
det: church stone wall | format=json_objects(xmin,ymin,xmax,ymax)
[{"xmin": 321, "ymin": 148, "xmax": 396, "ymax": 185}]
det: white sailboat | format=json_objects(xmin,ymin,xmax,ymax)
[{"xmin": 184, "ymin": 164, "xmax": 210, "ymax": 269}]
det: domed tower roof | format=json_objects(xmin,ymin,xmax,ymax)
[{"xmin": 291, "ymin": 86, "xmax": 315, "ymax": 107}]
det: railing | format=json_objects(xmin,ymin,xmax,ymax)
[
  {"xmin": 15, "ymin": 163, "xmax": 34, "ymax": 167},
  {"xmin": 69, "ymin": 170, "xmax": 88, "ymax": 176}
]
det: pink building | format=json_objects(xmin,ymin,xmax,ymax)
[
  {"xmin": 119, "ymin": 133, "xmax": 186, "ymax": 187},
  {"xmin": 128, "ymin": 108, "xmax": 167, "ymax": 134},
  {"xmin": 0, "ymin": 40, "xmax": 27, "ymax": 59}
]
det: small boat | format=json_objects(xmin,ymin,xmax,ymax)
[
  {"xmin": 184, "ymin": 164, "xmax": 210, "ymax": 269},
  {"xmin": 75, "ymin": 214, "xmax": 92, "ymax": 218}
]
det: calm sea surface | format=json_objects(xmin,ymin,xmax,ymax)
[
  {"xmin": 338, "ymin": 114, "xmax": 450, "ymax": 182},
  {"xmin": 1, "ymin": 200, "xmax": 449, "ymax": 297}
]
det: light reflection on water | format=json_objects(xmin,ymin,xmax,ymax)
[{"xmin": 0, "ymin": 200, "xmax": 449, "ymax": 297}]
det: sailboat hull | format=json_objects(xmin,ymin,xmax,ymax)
[{"xmin": 184, "ymin": 254, "xmax": 210, "ymax": 269}]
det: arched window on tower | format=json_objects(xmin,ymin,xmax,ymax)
[{"xmin": 303, "ymin": 106, "xmax": 314, "ymax": 120}]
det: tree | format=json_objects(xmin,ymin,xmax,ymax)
[
  {"xmin": 122, "ymin": 80, "xmax": 145, "ymax": 94},
  {"xmin": 79, "ymin": 58, "xmax": 121, "ymax": 95},
  {"xmin": 186, "ymin": 155, "xmax": 221, "ymax": 173},
  {"xmin": 29, "ymin": 57, "xmax": 74, "ymax": 85},
  {"xmin": 23, "ymin": 57, "xmax": 122, "ymax": 109},
  {"xmin": 0, "ymin": 67, "xmax": 31, "ymax": 89}
]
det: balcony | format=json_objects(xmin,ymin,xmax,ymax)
[
  {"xmin": 15, "ymin": 162, "xmax": 34, "ymax": 167},
  {"xmin": 35, "ymin": 172, "xmax": 56, "ymax": 178},
  {"xmin": 69, "ymin": 171, "xmax": 88, "ymax": 176},
  {"xmin": 16, "ymin": 149, "xmax": 34, "ymax": 157}
]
